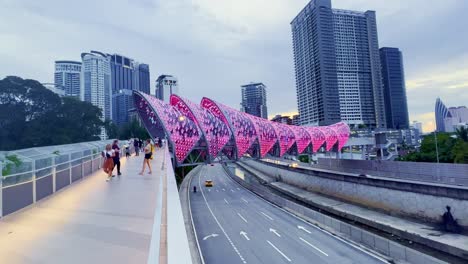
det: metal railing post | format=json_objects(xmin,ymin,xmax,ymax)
[
  {"xmin": 32, "ymin": 160, "xmax": 37, "ymax": 203},
  {"xmin": 69, "ymin": 153, "xmax": 72, "ymax": 184},
  {"xmin": 52, "ymin": 157, "xmax": 56, "ymax": 193},
  {"xmin": 81, "ymin": 151, "xmax": 85, "ymax": 178},
  {"xmin": 0, "ymin": 162, "xmax": 3, "ymax": 217}
]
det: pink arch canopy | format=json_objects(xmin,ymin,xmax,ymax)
[{"xmin": 134, "ymin": 92, "xmax": 350, "ymax": 164}]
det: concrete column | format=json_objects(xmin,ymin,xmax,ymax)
[{"xmin": 361, "ymin": 146, "xmax": 365, "ymax": 160}]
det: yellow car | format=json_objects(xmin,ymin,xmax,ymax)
[{"xmin": 205, "ymin": 180, "xmax": 213, "ymax": 187}]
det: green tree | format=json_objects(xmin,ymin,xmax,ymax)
[
  {"xmin": 0, "ymin": 76, "xmax": 103, "ymax": 150},
  {"xmin": 104, "ymin": 120, "xmax": 119, "ymax": 139},
  {"xmin": 455, "ymin": 127, "xmax": 468, "ymax": 142},
  {"xmin": 399, "ymin": 133, "xmax": 456, "ymax": 163},
  {"xmin": 118, "ymin": 118, "xmax": 149, "ymax": 140}
]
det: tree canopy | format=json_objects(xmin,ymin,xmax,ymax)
[
  {"xmin": 0, "ymin": 76, "xmax": 103, "ymax": 150},
  {"xmin": 398, "ymin": 131, "xmax": 468, "ymax": 164}
]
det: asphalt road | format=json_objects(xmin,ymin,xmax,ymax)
[{"xmin": 189, "ymin": 164, "xmax": 389, "ymax": 264}]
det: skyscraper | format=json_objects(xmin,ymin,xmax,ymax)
[
  {"xmin": 155, "ymin": 75, "xmax": 178, "ymax": 103},
  {"xmin": 109, "ymin": 54, "xmax": 134, "ymax": 93},
  {"xmin": 435, "ymin": 98, "xmax": 450, "ymax": 132},
  {"xmin": 380, "ymin": 47, "xmax": 409, "ymax": 129},
  {"xmin": 134, "ymin": 63, "xmax": 150, "ymax": 94},
  {"xmin": 112, "ymin": 89, "xmax": 134, "ymax": 126},
  {"xmin": 54, "ymin": 61, "xmax": 82, "ymax": 97},
  {"xmin": 109, "ymin": 54, "xmax": 151, "ymax": 125},
  {"xmin": 81, "ymin": 51, "xmax": 112, "ymax": 139},
  {"xmin": 291, "ymin": 0, "xmax": 386, "ymax": 128},
  {"xmin": 241, "ymin": 82, "xmax": 268, "ymax": 119}
]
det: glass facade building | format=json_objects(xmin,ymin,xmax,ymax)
[
  {"xmin": 240, "ymin": 82, "xmax": 268, "ymax": 119},
  {"xmin": 112, "ymin": 89, "xmax": 134, "ymax": 126},
  {"xmin": 380, "ymin": 47, "xmax": 409, "ymax": 129},
  {"xmin": 109, "ymin": 55, "xmax": 150, "ymax": 125},
  {"xmin": 435, "ymin": 98, "xmax": 450, "ymax": 132},
  {"xmin": 135, "ymin": 63, "xmax": 150, "ymax": 94},
  {"xmin": 291, "ymin": 0, "xmax": 386, "ymax": 128},
  {"xmin": 81, "ymin": 51, "xmax": 112, "ymax": 139},
  {"xmin": 54, "ymin": 61, "xmax": 82, "ymax": 97}
]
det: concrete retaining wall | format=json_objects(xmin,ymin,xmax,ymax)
[
  {"xmin": 316, "ymin": 158, "xmax": 468, "ymax": 186},
  {"xmin": 224, "ymin": 164, "xmax": 447, "ymax": 264},
  {"xmin": 244, "ymin": 160, "xmax": 468, "ymax": 227}
]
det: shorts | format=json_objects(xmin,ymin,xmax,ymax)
[{"xmin": 144, "ymin": 152, "xmax": 152, "ymax": 159}]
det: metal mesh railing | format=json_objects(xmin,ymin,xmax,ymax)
[{"xmin": 0, "ymin": 139, "xmax": 117, "ymax": 217}]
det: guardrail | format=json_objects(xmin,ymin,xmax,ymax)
[
  {"xmin": 0, "ymin": 140, "xmax": 119, "ymax": 217},
  {"xmin": 147, "ymin": 145, "xmax": 193, "ymax": 264}
]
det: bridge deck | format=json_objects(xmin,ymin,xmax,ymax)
[{"xmin": 0, "ymin": 151, "xmax": 163, "ymax": 264}]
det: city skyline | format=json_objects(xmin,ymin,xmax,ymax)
[{"xmin": 1, "ymin": 0, "xmax": 468, "ymax": 132}]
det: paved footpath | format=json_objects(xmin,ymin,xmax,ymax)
[{"xmin": 0, "ymin": 151, "xmax": 163, "ymax": 264}]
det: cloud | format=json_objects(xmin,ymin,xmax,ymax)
[
  {"xmin": 0, "ymin": 0, "xmax": 467, "ymax": 131},
  {"xmin": 410, "ymin": 112, "xmax": 435, "ymax": 133}
]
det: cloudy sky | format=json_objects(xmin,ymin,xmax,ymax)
[{"xmin": 1, "ymin": 0, "xmax": 467, "ymax": 132}]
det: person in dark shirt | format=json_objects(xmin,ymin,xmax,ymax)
[
  {"xmin": 112, "ymin": 140, "xmax": 122, "ymax": 176},
  {"xmin": 133, "ymin": 138, "xmax": 140, "ymax": 156}
]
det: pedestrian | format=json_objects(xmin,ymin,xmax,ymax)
[
  {"xmin": 138, "ymin": 138, "xmax": 143, "ymax": 151},
  {"xmin": 103, "ymin": 144, "xmax": 115, "ymax": 182},
  {"xmin": 139, "ymin": 139, "xmax": 153, "ymax": 175},
  {"xmin": 134, "ymin": 138, "xmax": 140, "ymax": 156},
  {"xmin": 124, "ymin": 143, "xmax": 130, "ymax": 158},
  {"xmin": 112, "ymin": 139, "xmax": 122, "ymax": 176},
  {"xmin": 158, "ymin": 137, "xmax": 162, "ymax": 148}
]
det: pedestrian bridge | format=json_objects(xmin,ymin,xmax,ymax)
[
  {"xmin": 0, "ymin": 142, "xmax": 191, "ymax": 264},
  {"xmin": 134, "ymin": 91, "xmax": 351, "ymax": 167}
]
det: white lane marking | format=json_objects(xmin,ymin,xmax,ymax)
[
  {"xmin": 237, "ymin": 188, "xmax": 241, "ymax": 191},
  {"xmin": 269, "ymin": 228, "xmax": 281, "ymax": 237},
  {"xmin": 222, "ymin": 169, "xmax": 388, "ymax": 263},
  {"xmin": 300, "ymin": 237, "xmax": 329, "ymax": 257},
  {"xmin": 222, "ymin": 188, "xmax": 226, "ymax": 191},
  {"xmin": 261, "ymin": 212, "xmax": 273, "ymax": 221},
  {"xmin": 188, "ymin": 167, "xmax": 206, "ymax": 264},
  {"xmin": 267, "ymin": 240, "xmax": 291, "ymax": 262},
  {"xmin": 203, "ymin": 234, "xmax": 219, "ymax": 240},
  {"xmin": 216, "ymin": 190, "xmax": 219, "ymax": 192},
  {"xmin": 224, "ymin": 198, "xmax": 230, "ymax": 205},
  {"xmin": 237, "ymin": 213, "xmax": 248, "ymax": 223},
  {"xmin": 198, "ymin": 169, "xmax": 247, "ymax": 263},
  {"xmin": 208, "ymin": 189, "xmax": 211, "ymax": 192},
  {"xmin": 241, "ymin": 198, "xmax": 249, "ymax": 204},
  {"xmin": 298, "ymin": 225, "xmax": 311, "ymax": 234},
  {"xmin": 231, "ymin": 189, "xmax": 235, "ymax": 192},
  {"xmin": 240, "ymin": 231, "xmax": 250, "ymax": 241}
]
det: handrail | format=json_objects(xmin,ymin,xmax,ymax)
[
  {"xmin": 2, "ymin": 152, "xmax": 100, "ymax": 179},
  {"xmin": 1, "ymin": 140, "xmax": 127, "ymax": 217}
]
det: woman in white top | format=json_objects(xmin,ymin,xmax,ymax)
[{"xmin": 139, "ymin": 139, "xmax": 153, "ymax": 175}]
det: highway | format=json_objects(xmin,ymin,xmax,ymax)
[{"xmin": 189, "ymin": 164, "xmax": 388, "ymax": 264}]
